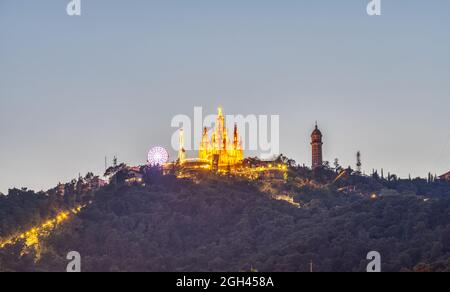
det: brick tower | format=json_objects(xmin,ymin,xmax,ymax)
[{"xmin": 311, "ymin": 123, "xmax": 323, "ymax": 169}]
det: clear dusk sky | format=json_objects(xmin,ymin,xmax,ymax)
[{"xmin": 1, "ymin": 0, "xmax": 449, "ymax": 193}]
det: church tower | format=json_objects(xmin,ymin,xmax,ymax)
[
  {"xmin": 311, "ymin": 123, "xmax": 323, "ymax": 169},
  {"xmin": 178, "ymin": 129, "xmax": 186, "ymax": 164},
  {"xmin": 196, "ymin": 107, "xmax": 244, "ymax": 168},
  {"xmin": 199, "ymin": 127, "xmax": 209, "ymax": 161}
]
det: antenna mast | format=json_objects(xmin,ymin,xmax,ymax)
[{"xmin": 356, "ymin": 151, "xmax": 362, "ymax": 175}]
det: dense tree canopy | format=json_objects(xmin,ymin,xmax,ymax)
[{"xmin": 1, "ymin": 167, "xmax": 450, "ymax": 272}]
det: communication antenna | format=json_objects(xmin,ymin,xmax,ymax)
[
  {"xmin": 356, "ymin": 151, "xmax": 362, "ymax": 175},
  {"xmin": 113, "ymin": 155, "xmax": 118, "ymax": 167}
]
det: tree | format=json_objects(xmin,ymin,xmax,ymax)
[
  {"xmin": 286, "ymin": 159, "xmax": 296, "ymax": 168},
  {"xmin": 2, "ymin": 154, "xmax": 450, "ymax": 272},
  {"xmin": 333, "ymin": 158, "xmax": 341, "ymax": 173}
]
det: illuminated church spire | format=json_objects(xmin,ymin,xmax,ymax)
[
  {"xmin": 216, "ymin": 106, "xmax": 225, "ymax": 150},
  {"xmin": 233, "ymin": 124, "xmax": 238, "ymax": 149},
  {"xmin": 197, "ymin": 107, "xmax": 244, "ymax": 167},
  {"xmin": 199, "ymin": 127, "xmax": 210, "ymax": 161},
  {"xmin": 178, "ymin": 129, "xmax": 186, "ymax": 164}
]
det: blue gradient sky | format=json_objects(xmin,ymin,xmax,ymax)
[{"xmin": 1, "ymin": 0, "xmax": 449, "ymax": 193}]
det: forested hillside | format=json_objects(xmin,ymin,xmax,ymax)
[{"xmin": 1, "ymin": 167, "xmax": 450, "ymax": 272}]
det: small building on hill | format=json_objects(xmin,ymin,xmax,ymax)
[
  {"xmin": 125, "ymin": 169, "xmax": 144, "ymax": 185},
  {"xmin": 439, "ymin": 172, "xmax": 450, "ymax": 181}
]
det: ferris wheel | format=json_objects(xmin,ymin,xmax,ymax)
[{"xmin": 147, "ymin": 146, "xmax": 169, "ymax": 166}]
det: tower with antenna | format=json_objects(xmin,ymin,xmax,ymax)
[
  {"xmin": 356, "ymin": 151, "xmax": 362, "ymax": 175},
  {"xmin": 113, "ymin": 156, "xmax": 118, "ymax": 167}
]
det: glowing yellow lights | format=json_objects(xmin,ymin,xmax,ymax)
[
  {"xmin": 198, "ymin": 107, "xmax": 244, "ymax": 168},
  {"xmin": 0, "ymin": 205, "xmax": 86, "ymax": 258},
  {"xmin": 179, "ymin": 128, "xmax": 186, "ymax": 164},
  {"xmin": 174, "ymin": 107, "xmax": 291, "ymax": 180},
  {"xmin": 274, "ymin": 194, "xmax": 301, "ymax": 208}
]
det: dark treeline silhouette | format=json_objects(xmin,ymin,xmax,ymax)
[{"xmin": 1, "ymin": 164, "xmax": 450, "ymax": 272}]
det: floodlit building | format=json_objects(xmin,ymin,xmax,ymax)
[
  {"xmin": 199, "ymin": 107, "xmax": 244, "ymax": 168},
  {"xmin": 178, "ymin": 107, "xmax": 244, "ymax": 169},
  {"xmin": 125, "ymin": 169, "xmax": 144, "ymax": 185},
  {"xmin": 170, "ymin": 106, "xmax": 290, "ymax": 179}
]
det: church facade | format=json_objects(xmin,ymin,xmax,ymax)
[
  {"xmin": 176, "ymin": 106, "xmax": 324, "ymax": 172},
  {"xmin": 177, "ymin": 107, "xmax": 244, "ymax": 169},
  {"xmin": 198, "ymin": 107, "xmax": 244, "ymax": 168}
]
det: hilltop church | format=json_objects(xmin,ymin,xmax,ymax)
[
  {"xmin": 178, "ymin": 107, "xmax": 244, "ymax": 170},
  {"xmin": 176, "ymin": 106, "xmax": 325, "ymax": 172},
  {"xmin": 198, "ymin": 107, "xmax": 244, "ymax": 167}
]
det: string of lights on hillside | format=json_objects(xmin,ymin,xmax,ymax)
[{"xmin": 0, "ymin": 205, "xmax": 85, "ymax": 259}]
